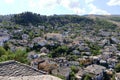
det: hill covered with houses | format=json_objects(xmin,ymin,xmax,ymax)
[{"xmin": 0, "ymin": 12, "xmax": 120, "ymax": 80}]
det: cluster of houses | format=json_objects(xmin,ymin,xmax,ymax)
[
  {"xmin": 24, "ymin": 29, "xmax": 120, "ymax": 80},
  {"xmin": 1, "ymin": 23, "xmax": 120, "ymax": 80},
  {"xmin": 28, "ymin": 55, "xmax": 117, "ymax": 80}
]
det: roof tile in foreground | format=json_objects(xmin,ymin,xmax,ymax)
[{"xmin": 0, "ymin": 60, "xmax": 46, "ymax": 76}]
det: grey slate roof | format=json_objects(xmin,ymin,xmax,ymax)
[
  {"xmin": 0, "ymin": 60, "xmax": 46, "ymax": 77},
  {"xmin": 52, "ymin": 67, "xmax": 71, "ymax": 77},
  {"xmin": 84, "ymin": 64, "xmax": 106, "ymax": 75},
  {"xmin": 0, "ymin": 75, "xmax": 62, "ymax": 80},
  {"xmin": 115, "ymin": 73, "xmax": 120, "ymax": 80}
]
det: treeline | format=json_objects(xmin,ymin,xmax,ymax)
[
  {"xmin": 10, "ymin": 12, "xmax": 118, "ymax": 30},
  {"xmin": 11, "ymin": 12, "xmax": 94, "ymax": 27},
  {"xmin": 11, "ymin": 12, "xmax": 47, "ymax": 26}
]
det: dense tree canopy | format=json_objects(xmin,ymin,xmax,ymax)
[
  {"xmin": 10, "ymin": 12, "xmax": 118, "ymax": 31},
  {"xmin": 0, "ymin": 46, "xmax": 28, "ymax": 64},
  {"xmin": 115, "ymin": 63, "xmax": 120, "ymax": 72},
  {"xmin": 11, "ymin": 12, "xmax": 94, "ymax": 27}
]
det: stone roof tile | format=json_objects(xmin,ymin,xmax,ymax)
[{"xmin": 0, "ymin": 60, "xmax": 46, "ymax": 76}]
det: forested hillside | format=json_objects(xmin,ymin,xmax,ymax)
[{"xmin": 10, "ymin": 12, "xmax": 118, "ymax": 31}]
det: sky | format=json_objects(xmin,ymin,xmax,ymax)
[{"xmin": 0, "ymin": 0, "xmax": 120, "ymax": 15}]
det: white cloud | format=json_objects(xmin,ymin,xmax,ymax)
[
  {"xmin": 29, "ymin": 0, "xmax": 58, "ymax": 10},
  {"xmin": 107, "ymin": 0, "xmax": 120, "ymax": 6},
  {"xmin": 73, "ymin": 8, "xmax": 86, "ymax": 14},
  {"xmin": 58, "ymin": 0, "xmax": 86, "ymax": 14},
  {"xmin": 28, "ymin": 0, "xmax": 86, "ymax": 15},
  {"xmin": 61, "ymin": 0, "xmax": 111, "ymax": 15},
  {"xmin": 28, "ymin": 0, "xmax": 110, "ymax": 15},
  {"xmin": 38, "ymin": 0, "xmax": 58, "ymax": 9},
  {"xmin": 4, "ymin": 0, "xmax": 14, "ymax": 4},
  {"xmin": 29, "ymin": 0, "xmax": 37, "ymax": 8},
  {"xmin": 88, "ymin": 4, "xmax": 111, "ymax": 15},
  {"xmin": 84, "ymin": 0, "xmax": 110, "ymax": 15},
  {"xmin": 85, "ymin": 0, "xmax": 94, "ymax": 4},
  {"xmin": 59, "ymin": 0, "xmax": 80, "ymax": 8}
]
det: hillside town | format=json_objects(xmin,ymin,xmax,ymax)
[{"xmin": 0, "ymin": 13, "xmax": 120, "ymax": 80}]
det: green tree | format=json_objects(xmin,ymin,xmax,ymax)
[
  {"xmin": 112, "ymin": 74, "xmax": 115, "ymax": 80},
  {"xmin": 3, "ymin": 42, "xmax": 10, "ymax": 50},
  {"xmin": 115, "ymin": 63, "xmax": 120, "ymax": 72},
  {"xmin": 70, "ymin": 71, "xmax": 76, "ymax": 80},
  {"xmin": 29, "ymin": 31, "xmax": 34, "ymax": 39},
  {"xmin": 14, "ymin": 49, "xmax": 28, "ymax": 64},
  {"xmin": 70, "ymin": 66, "xmax": 79, "ymax": 73},
  {"xmin": 86, "ymin": 41, "xmax": 101, "ymax": 56},
  {"xmin": 50, "ymin": 45, "xmax": 68, "ymax": 58},
  {"xmin": 0, "ymin": 47, "xmax": 29, "ymax": 64},
  {"xmin": 0, "ymin": 46, "xmax": 7, "ymax": 57},
  {"xmin": 83, "ymin": 74, "xmax": 92, "ymax": 80},
  {"xmin": 0, "ymin": 55, "xmax": 8, "ymax": 62}
]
